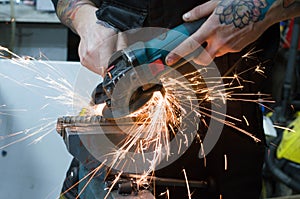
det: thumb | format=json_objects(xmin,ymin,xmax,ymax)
[{"xmin": 116, "ymin": 32, "xmax": 128, "ymax": 51}]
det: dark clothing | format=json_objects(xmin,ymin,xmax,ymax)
[{"xmin": 52, "ymin": 0, "xmax": 279, "ymax": 198}]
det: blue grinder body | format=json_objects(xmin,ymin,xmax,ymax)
[{"xmin": 101, "ymin": 18, "xmax": 206, "ymax": 118}]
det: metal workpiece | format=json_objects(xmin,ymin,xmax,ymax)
[
  {"xmin": 56, "ymin": 115, "xmax": 104, "ymax": 138},
  {"xmin": 56, "ymin": 115, "xmax": 142, "ymax": 170},
  {"xmin": 56, "ymin": 115, "xmax": 210, "ymax": 198},
  {"xmin": 56, "ymin": 115, "xmax": 134, "ymax": 138},
  {"xmin": 56, "ymin": 115, "xmax": 157, "ymax": 198}
]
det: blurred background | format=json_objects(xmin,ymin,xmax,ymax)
[{"xmin": 0, "ymin": 0, "xmax": 300, "ymax": 199}]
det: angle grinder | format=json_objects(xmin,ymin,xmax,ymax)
[{"xmin": 98, "ymin": 18, "xmax": 207, "ymax": 119}]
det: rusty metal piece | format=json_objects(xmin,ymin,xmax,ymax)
[{"xmin": 56, "ymin": 115, "xmax": 141, "ymax": 170}]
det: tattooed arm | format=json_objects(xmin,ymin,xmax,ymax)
[
  {"xmin": 166, "ymin": 0, "xmax": 300, "ymax": 66},
  {"xmin": 54, "ymin": 0, "xmax": 127, "ymax": 76}
]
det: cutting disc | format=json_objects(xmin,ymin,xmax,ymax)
[{"xmin": 102, "ymin": 84, "xmax": 164, "ymax": 119}]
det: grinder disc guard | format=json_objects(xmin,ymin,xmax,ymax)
[
  {"xmin": 101, "ymin": 47, "xmax": 167, "ymax": 119},
  {"xmin": 103, "ymin": 84, "xmax": 164, "ymax": 119},
  {"xmin": 92, "ymin": 81, "xmax": 164, "ymax": 119}
]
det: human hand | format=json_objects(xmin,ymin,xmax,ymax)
[
  {"xmin": 77, "ymin": 23, "xmax": 127, "ymax": 76},
  {"xmin": 73, "ymin": 5, "xmax": 127, "ymax": 76},
  {"xmin": 166, "ymin": 0, "xmax": 275, "ymax": 66}
]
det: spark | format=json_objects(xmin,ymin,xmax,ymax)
[
  {"xmin": 178, "ymin": 139, "xmax": 182, "ymax": 154},
  {"xmin": 104, "ymin": 171, "xmax": 123, "ymax": 199},
  {"xmin": 269, "ymin": 141, "xmax": 279, "ymax": 148},
  {"xmin": 196, "ymin": 105, "xmax": 259, "ymax": 142},
  {"xmin": 224, "ymin": 154, "xmax": 228, "ymax": 171},
  {"xmin": 0, "ymin": 108, "xmax": 27, "ymax": 116},
  {"xmin": 200, "ymin": 141, "xmax": 206, "ymax": 167},
  {"xmin": 59, "ymin": 161, "xmax": 106, "ymax": 199},
  {"xmin": 93, "ymin": 103, "xmax": 106, "ymax": 115},
  {"xmin": 242, "ymin": 47, "xmax": 263, "ymax": 59},
  {"xmin": 96, "ymin": 47, "xmax": 272, "ymax": 196},
  {"xmin": 159, "ymin": 189, "xmax": 170, "ymax": 198},
  {"xmin": 77, "ymin": 167, "xmax": 103, "ymax": 199},
  {"xmin": 0, "ymin": 46, "xmax": 94, "ymax": 113},
  {"xmin": 255, "ymin": 63, "xmax": 267, "ymax": 78},
  {"xmin": 40, "ymin": 104, "xmax": 50, "ymax": 110},
  {"xmin": 0, "ymin": 46, "xmax": 103, "ymax": 199},
  {"xmin": 0, "ymin": 45, "xmax": 274, "ymax": 198},
  {"xmin": 272, "ymin": 125, "xmax": 295, "ymax": 132},
  {"xmin": 96, "ymin": 52, "xmax": 266, "ymax": 196},
  {"xmin": 291, "ymin": 104, "xmax": 295, "ymax": 111},
  {"xmin": 0, "ymin": 120, "xmax": 56, "ymax": 150},
  {"xmin": 243, "ymin": 115, "xmax": 249, "ymax": 126},
  {"xmin": 27, "ymin": 123, "xmax": 54, "ymax": 145},
  {"xmin": 199, "ymin": 106, "xmax": 241, "ymax": 123},
  {"xmin": 183, "ymin": 169, "xmax": 192, "ymax": 199}
]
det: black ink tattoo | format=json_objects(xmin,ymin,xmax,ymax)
[
  {"xmin": 57, "ymin": 0, "xmax": 91, "ymax": 33},
  {"xmin": 215, "ymin": 0, "xmax": 276, "ymax": 28}
]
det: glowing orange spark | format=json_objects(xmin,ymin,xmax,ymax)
[
  {"xmin": 224, "ymin": 154, "xmax": 228, "ymax": 171},
  {"xmin": 183, "ymin": 169, "xmax": 192, "ymax": 199}
]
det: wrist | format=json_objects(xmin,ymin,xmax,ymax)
[
  {"xmin": 73, "ymin": 4, "xmax": 98, "ymax": 36},
  {"xmin": 267, "ymin": 0, "xmax": 300, "ymax": 23}
]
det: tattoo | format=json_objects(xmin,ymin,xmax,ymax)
[
  {"xmin": 283, "ymin": 0, "xmax": 299, "ymax": 7},
  {"xmin": 215, "ymin": 0, "xmax": 276, "ymax": 28},
  {"xmin": 57, "ymin": 0, "xmax": 91, "ymax": 33}
]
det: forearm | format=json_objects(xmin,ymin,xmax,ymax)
[
  {"xmin": 55, "ymin": 0, "xmax": 97, "ymax": 34},
  {"xmin": 266, "ymin": 0, "xmax": 300, "ymax": 25}
]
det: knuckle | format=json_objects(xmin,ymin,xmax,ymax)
[
  {"xmin": 193, "ymin": 6, "xmax": 202, "ymax": 17},
  {"xmin": 80, "ymin": 57, "xmax": 88, "ymax": 67}
]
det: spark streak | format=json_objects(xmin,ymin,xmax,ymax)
[
  {"xmin": 59, "ymin": 161, "xmax": 106, "ymax": 199},
  {"xmin": 0, "ymin": 46, "xmax": 101, "ymax": 199},
  {"xmin": 224, "ymin": 154, "xmax": 228, "ymax": 171},
  {"xmin": 183, "ymin": 169, "xmax": 192, "ymax": 199},
  {"xmin": 92, "ymin": 49, "xmax": 268, "ymax": 196},
  {"xmin": 1, "ymin": 45, "xmax": 274, "ymax": 198},
  {"xmin": 0, "ymin": 120, "xmax": 55, "ymax": 150}
]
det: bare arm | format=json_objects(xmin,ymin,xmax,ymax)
[
  {"xmin": 55, "ymin": 0, "xmax": 127, "ymax": 76},
  {"xmin": 166, "ymin": 0, "xmax": 300, "ymax": 66},
  {"xmin": 56, "ymin": 0, "xmax": 96, "ymax": 33},
  {"xmin": 281, "ymin": 0, "xmax": 300, "ymax": 15}
]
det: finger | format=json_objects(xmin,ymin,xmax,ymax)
[
  {"xmin": 166, "ymin": 22, "xmax": 211, "ymax": 66},
  {"xmin": 193, "ymin": 44, "xmax": 216, "ymax": 66},
  {"xmin": 166, "ymin": 36, "xmax": 200, "ymax": 65},
  {"xmin": 99, "ymin": 34, "xmax": 117, "ymax": 68},
  {"xmin": 79, "ymin": 44, "xmax": 105, "ymax": 76},
  {"xmin": 86, "ymin": 64, "xmax": 106, "ymax": 76},
  {"xmin": 78, "ymin": 42, "xmax": 97, "ymax": 72},
  {"xmin": 183, "ymin": 1, "xmax": 218, "ymax": 21},
  {"xmin": 116, "ymin": 32, "xmax": 128, "ymax": 51}
]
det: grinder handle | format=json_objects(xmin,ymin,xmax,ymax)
[
  {"xmin": 181, "ymin": 18, "xmax": 207, "ymax": 36},
  {"xmin": 136, "ymin": 17, "xmax": 207, "ymax": 64}
]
